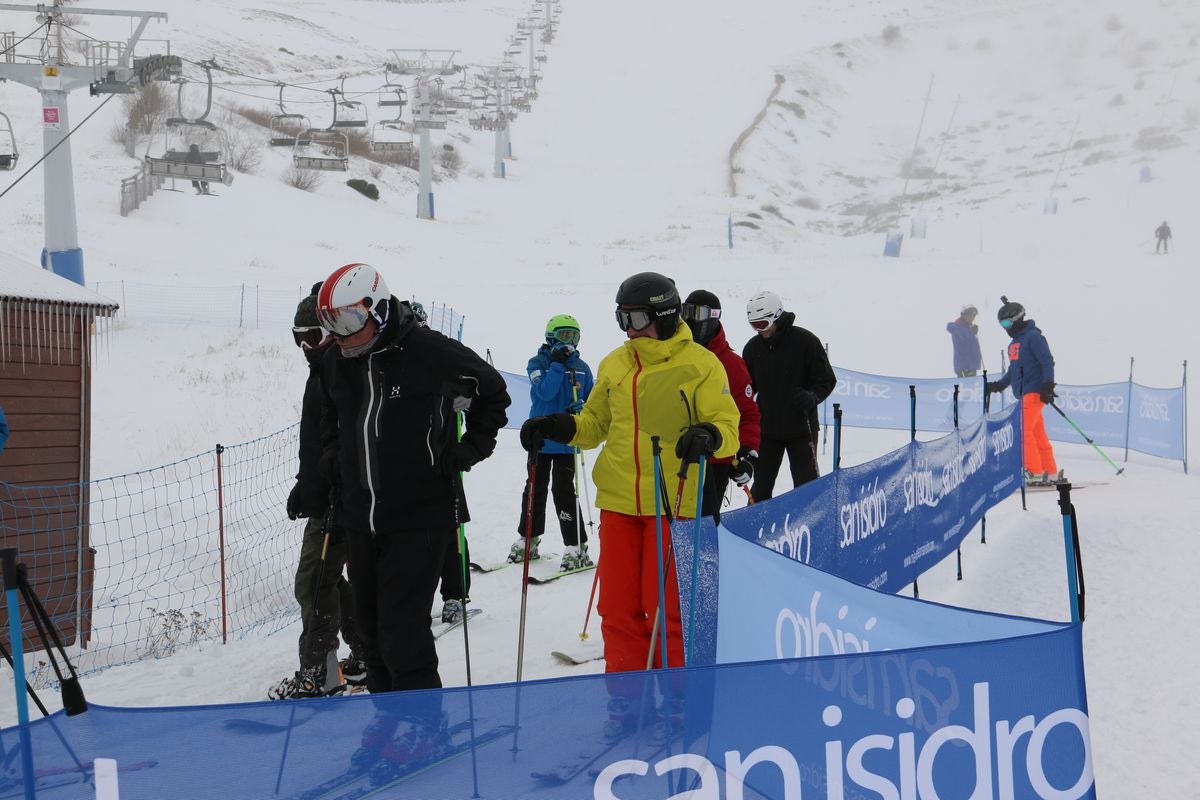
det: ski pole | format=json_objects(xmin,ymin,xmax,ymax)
[
  {"xmin": 1049, "ymin": 402, "xmax": 1126, "ymax": 476},
  {"xmin": 515, "ymin": 451, "xmax": 539, "ymax": 682},
  {"xmin": 645, "ymin": 438, "xmax": 674, "ymax": 670},
  {"xmin": 454, "ymin": 410, "xmax": 473, "ymax": 687},
  {"xmin": 579, "ymin": 565, "xmax": 600, "ymax": 641},
  {"xmin": 687, "ymin": 455, "xmax": 706, "ymax": 666}
]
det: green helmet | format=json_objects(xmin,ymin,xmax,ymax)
[{"xmin": 545, "ymin": 313, "xmax": 581, "ymax": 346}]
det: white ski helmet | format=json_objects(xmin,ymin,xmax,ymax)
[
  {"xmin": 746, "ymin": 290, "xmax": 784, "ymax": 329},
  {"xmin": 316, "ymin": 263, "xmax": 391, "ymax": 336}
]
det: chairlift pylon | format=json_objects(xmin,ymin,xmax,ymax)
[
  {"xmin": 0, "ymin": 111, "xmax": 18, "ymax": 171},
  {"xmin": 270, "ymin": 84, "xmax": 312, "ymax": 147}
]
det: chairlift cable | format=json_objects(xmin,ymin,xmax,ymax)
[{"xmin": 0, "ymin": 94, "xmax": 116, "ymax": 202}]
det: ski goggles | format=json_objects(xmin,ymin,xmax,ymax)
[
  {"xmin": 549, "ymin": 327, "xmax": 580, "ymax": 346},
  {"xmin": 291, "ymin": 326, "xmax": 325, "ymax": 349},
  {"xmin": 317, "ymin": 302, "xmax": 371, "ymax": 338},
  {"xmin": 999, "ymin": 318, "xmax": 1015, "ymax": 330},
  {"xmin": 749, "ymin": 317, "xmax": 774, "ymax": 331},
  {"xmin": 615, "ymin": 307, "xmax": 654, "ymax": 332},
  {"xmin": 680, "ymin": 303, "xmax": 721, "ymax": 323}
]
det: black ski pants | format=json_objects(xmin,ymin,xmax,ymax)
[
  {"xmin": 516, "ymin": 452, "xmax": 586, "ymax": 546},
  {"xmin": 294, "ymin": 516, "xmax": 358, "ymax": 670},
  {"xmin": 751, "ymin": 434, "xmax": 818, "ymax": 502},
  {"xmin": 345, "ymin": 526, "xmax": 447, "ymax": 702},
  {"xmin": 699, "ymin": 462, "xmax": 734, "ymax": 521},
  {"xmin": 439, "ymin": 528, "xmax": 471, "ymax": 603}
]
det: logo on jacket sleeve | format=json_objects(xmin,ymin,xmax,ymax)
[
  {"xmin": 390, "ymin": 385, "xmax": 402, "ymax": 399},
  {"xmin": 744, "ymin": 385, "xmax": 753, "ymax": 398}
]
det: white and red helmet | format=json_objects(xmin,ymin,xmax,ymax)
[{"xmin": 316, "ymin": 263, "xmax": 391, "ymax": 336}]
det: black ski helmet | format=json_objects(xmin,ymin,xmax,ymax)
[
  {"xmin": 997, "ymin": 295, "xmax": 1025, "ymax": 326},
  {"xmin": 683, "ymin": 288, "xmax": 722, "ymax": 345},
  {"xmin": 615, "ymin": 272, "xmax": 680, "ymax": 339}
]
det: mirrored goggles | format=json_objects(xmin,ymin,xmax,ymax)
[
  {"xmin": 615, "ymin": 307, "xmax": 654, "ymax": 332},
  {"xmin": 681, "ymin": 303, "xmax": 720, "ymax": 323},
  {"xmin": 749, "ymin": 318, "xmax": 773, "ymax": 331},
  {"xmin": 999, "ymin": 318, "xmax": 1015, "ymax": 329},
  {"xmin": 550, "ymin": 327, "xmax": 580, "ymax": 346},
  {"xmin": 317, "ymin": 301, "xmax": 370, "ymax": 337},
  {"xmin": 292, "ymin": 326, "xmax": 325, "ymax": 349}
]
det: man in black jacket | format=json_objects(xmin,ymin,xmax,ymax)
[
  {"xmin": 316, "ymin": 264, "xmax": 509, "ymax": 738},
  {"xmin": 270, "ymin": 283, "xmax": 363, "ymax": 700},
  {"xmin": 741, "ymin": 290, "xmax": 836, "ymax": 501}
]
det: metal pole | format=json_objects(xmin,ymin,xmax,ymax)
[
  {"xmin": 1123, "ymin": 356, "xmax": 1134, "ymax": 462},
  {"xmin": 1056, "ymin": 484, "xmax": 1081, "ymax": 623},
  {"xmin": 1183, "ymin": 360, "xmax": 1189, "ymax": 474},
  {"xmin": 909, "ymin": 385, "xmax": 917, "ymax": 441},
  {"xmin": 215, "ymin": 444, "xmax": 228, "ymax": 644},
  {"xmin": 832, "ymin": 403, "xmax": 842, "ymax": 470},
  {"xmin": 900, "ymin": 73, "xmax": 935, "ymax": 200},
  {"xmin": 417, "ymin": 77, "xmax": 434, "ymax": 219},
  {"xmin": 1048, "ymin": 113, "xmax": 1080, "ymax": 202}
]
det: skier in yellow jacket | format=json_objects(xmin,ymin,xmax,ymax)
[{"xmin": 520, "ymin": 272, "xmax": 739, "ymax": 697}]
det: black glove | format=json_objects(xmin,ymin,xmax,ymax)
[
  {"xmin": 1039, "ymin": 381, "xmax": 1056, "ymax": 404},
  {"xmin": 985, "ymin": 382, "xmax": 1002, "ymax": 395},
  {"xmin": 286, "ymin": 483, "xmax": 302, "ymax": 520},
  {"xmin": 519, "ymin": 413, "xmax": 577, "ymax": 452},
  {"xmin": 792, "ymin": 388, "xmax": 818, "ymax": 412},
  {"xmin": 675, "ymin": 423, "xmax": 721, "ymax": 464},
  {"xmin": 731, "ymin": 446, "xmax": 757, "ymax": 487},
  {"xmin": 444, "ymin": 440, "xmax": 483, "ymax": 474},
  {"xmin": 549, "ymin": 344, "xmax": 575, "ymax": 364},
  {"xmin": 318, "ymin": 449, "xmax": 340, "ymax": 489},
  {"xmin": 970, "ymin": 323, "xmax": 979, "ymax": 335}
]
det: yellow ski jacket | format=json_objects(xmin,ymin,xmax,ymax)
[{"xmin": 570, "ymin": 322, "xmax": 740, "ymax": 517}]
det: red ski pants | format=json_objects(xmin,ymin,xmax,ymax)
[
  {"xmin": 597, "ymin": 510, "xmax": 684, "ymax": 677},
  {"xmin": 1022, "ymin": 393, "xmax": 1058, "ymax": 474}
]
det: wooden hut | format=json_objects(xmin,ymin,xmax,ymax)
[{"xmin": 0, "ymin": 251, "xmax": 118, "ymax": 652}]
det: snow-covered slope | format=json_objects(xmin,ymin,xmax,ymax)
[{"xmin": 1, "ymin": 0, "xmax": 1198, "ymax": 794}]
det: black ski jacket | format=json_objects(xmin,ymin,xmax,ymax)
[
  {"xmin": 741, "ymin": 311, "xmax": 836, "ymax": 440},
  {"xmin": 288, "ymin": 345, "xmax": 334, "ymax": 520},
  {"xmin": 320, "ymin": 298, "xmax": 511, "ymax": 534}
]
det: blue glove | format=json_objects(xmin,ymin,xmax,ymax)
[{"xmin": 567, "ymin": 399, "xmax": 585, "ymax": 414}]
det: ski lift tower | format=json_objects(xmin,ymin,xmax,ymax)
[
  {"xmin": 0, "ymin": 0, "xmax": 172, "ymax": 284},
  {"xmin": 389, "ymin": 49, "xmax": 457, "ymax": 220}
]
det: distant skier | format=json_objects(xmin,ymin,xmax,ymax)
[
  {"xmin": 1155, "ymin": 221, "xmax": 1171, "ymax": 254},
  {"xmin": 185, "ymin": 143, "xmax": 211, "ymax": 195},
  {"xmin": 946, "ymin": 304, "xmax": 982, "ymax": 377},
  {"xmin": 985, "ymin": 296, "xmax": 1064, "ymax": 486}
]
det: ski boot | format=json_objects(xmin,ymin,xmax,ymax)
[
  {"xmin": 268, "ymin": 665, "xmax": 328, "ymax": 700},
  {"xmin": 340, "ymin": 651, "xmax": 367, "ymax": 688},
  {"xmin": 559, "ymin": 544, "xmax": 594, "ymax": 572},
  {"xmin": 1023, "ymin": 469, "xmax": 1049, "ymax": 486},
  {"xmin": 1045, "ymin": 470, "xmax": 1068, "ymax": 485},
  {"xmin": 368, "ymin": 714, "xmax": 450, "ymax": 785},
  {"xmin": 507, "ymin": 536, "xmax": 540, "ymax": 563},
  {"xmin": 440, "ymin": 599, "xmax": 464, "ymax": 624},
  {"xmin": 349, "ymin": 713, "xmax": 400, "ymax": 770},
  {"xmin": 650, "ymin": 697, "xmax": 686, "ymax": 746}
]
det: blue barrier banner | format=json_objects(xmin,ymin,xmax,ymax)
[
  {"xmin": 500, "ymin": 369, "xmax": 532, "ymax": 430},
  {"xmin": 8, "ymin": 513, "xmax": 1092, "ymax": 800},
  {"xmin": 821, "ymin": 367, "xmax": 987, "ymax": 433},
  {"xmin": 705, "ymin": 403, "xmax": 1022, "ymax": 600},
  {"xmin": 822, "ymin": 367, "xmax": 1186, "ymax": 463}
]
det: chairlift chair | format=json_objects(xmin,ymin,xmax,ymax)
[
  {"xmin": 146, "ymin": 68, "xmax": 233, "ymax": 186},
  {"xmin": 379, "ymin": 67, "xmax": 408, "ymax": 107},
  {"xmin": 293, "ymin": 128, "xmax": 349, "ymax": 171},
  {"xmin": 0, "ymin": 111, "xmax": 17, "ymax": 171},
  {"xmin": 269, "ymin": 84, "xmax": 312, "ymax": 147},
  {"xmin": 332, "ymin": 76, "xmax": 368, "ymax": 128},
  {"xmin": 371, "ymin": 121, "xmax": 413, "ymax": 154}
]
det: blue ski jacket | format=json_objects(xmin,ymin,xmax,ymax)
[
  {"xmin": 527, "ymin": 344, "xmax": 594, "ymax": 455},
  {"xmin": 946, "ymin": 317, "xmax": 982, "ymax": 375},
  {"xmin": 995, "ymin": 320, "xmax": 1054, "ymax": 396}
]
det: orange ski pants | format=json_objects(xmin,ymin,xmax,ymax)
[{"xmin": 1022, "ymin": 393, "xmax": 1059, "ymax": 474}]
